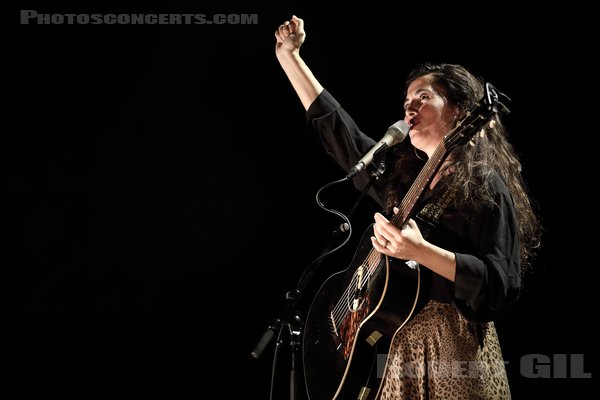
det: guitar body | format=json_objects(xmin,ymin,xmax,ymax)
[{"xmin": 303, "ymin": 224, "xmax": 423, "ymax": 400}]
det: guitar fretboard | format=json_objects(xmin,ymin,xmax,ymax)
[{"xmin": 391, "ymin": 142, "xmax": 449, "ymax": 229}]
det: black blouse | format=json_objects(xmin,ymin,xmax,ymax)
[{"xmin": 307, "ymin": 90, "xmax": 521, "ymax": 323}]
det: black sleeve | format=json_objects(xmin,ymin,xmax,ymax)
[
  {"xmin": 452, "ymin": 176, "xmax": 522, "ymax": 322},
  {"xmin": 306, "ymin": 90, "xmax": 385, "ymax": 207}
]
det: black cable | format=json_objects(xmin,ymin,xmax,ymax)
[{"xmin": 297, "ymin": 176, "xmax": 353, "ymax": 292}]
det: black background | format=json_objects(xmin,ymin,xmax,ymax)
[{"xmin": 5, "ymin": 2, "xmax": 594, "ymax": 399}]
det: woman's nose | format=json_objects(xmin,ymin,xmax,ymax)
[{"xmin": 405, "ymin": 100, "xmax": 419, "ymax": 115}]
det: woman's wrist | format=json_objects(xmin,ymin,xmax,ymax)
[{"xmin": 276, "ymin": 48, "xmax": 300, "ymax": 63}]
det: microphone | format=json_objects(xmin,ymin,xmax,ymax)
[{"xmin": 346, "ymin": 120, "xmax": 410, "ymax": 178}]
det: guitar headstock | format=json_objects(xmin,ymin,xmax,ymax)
[{"xmin": 443, "ymin": 82, "xmax": 510, "ymax": 150}]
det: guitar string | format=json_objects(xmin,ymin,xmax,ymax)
[
  {"xmin": 329, "ymin": 144, "xmax": 448, "ymax": 329},
  {"xmin": 329, "ymin": 257, "xmax": 379, "ymax": 324},
  {"xmin": 329, "ymin": 153, "xmax": 441, "ymax": 327},
  {"xmin": 328, "ymin": 112, "xmax": 488, "ymax": 329},
  {"xmin": 329, "ymin": 271, "xmax": 369, "ymax": 327},
  {"xmin": 329, "ymin": 146, "xmax": 443, "ymax": 325},
  {"xmin": 329, "ymin": 269, "xmax": 363, "ymax": 324},
  {"xmin": 329, "ymin": 152, "xmax": 439, "ymax": 327}
]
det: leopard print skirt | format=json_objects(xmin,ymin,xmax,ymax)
[{"xmin": 379, "ymin": 300, "xmax": 511, "ymax": 399}]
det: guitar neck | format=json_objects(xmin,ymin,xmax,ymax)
[{"xmin": 391, "ymin": 142, "xmax": 450, "ymax": 228}]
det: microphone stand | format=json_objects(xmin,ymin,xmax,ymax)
[{"xmin": 252, "ymin": 160, "xmax": 387, "ymax": 400}]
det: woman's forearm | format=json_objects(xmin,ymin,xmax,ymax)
[{"xmin": 276, "ymin": 51, "xmax": 323, "ymax": 111}]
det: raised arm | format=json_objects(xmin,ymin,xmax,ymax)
[{"xmin": 274, "ymin": 16, "xmax": 323, "ymax": 110}]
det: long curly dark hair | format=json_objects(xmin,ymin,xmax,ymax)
[{"xmin": 383, "ymin": 63, "xmax": 541, "ymax": 273}]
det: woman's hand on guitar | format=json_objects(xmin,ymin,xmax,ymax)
[{"xmin": 371, "ymin": 208, "xmax": 425, "ymax": 260}]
